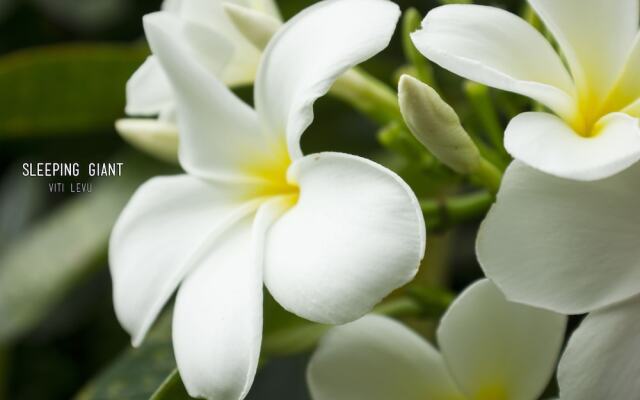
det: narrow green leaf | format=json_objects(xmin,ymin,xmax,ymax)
[
  {"xmin": 149, "ymin": 370, "xmax": 191, "ymax": 400},
  {"xmin": 0, "ymin": 43, "xmax": 146, "ymax": 138},
  {"xmin": 0, "ymin": 152, "xmax": 172, "ymax": 343},
  {"xmin": 75, "ymin": 311, "xmax": 180, "ymax": 400}
]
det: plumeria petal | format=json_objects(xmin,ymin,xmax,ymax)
[
  {"xmin": 411, "ymin": 4, "xmax": 575, "ymax": 120},
  {"xmin": 125, "ymin": 56, "xmax": 174, "ymax": 117},
  {"xmin": 307, "ymin": 315, "xmax": 464, "ymax": 400},
  {"xmin": 144, "ymin": 12, "xmax": 273, "ymax": 183},
  {"xmin": 529, "ymin": 0, "xmax": 638, "ymax": 103},
  {"xmin": 438, "ymin": 279, "xmax": 566, "ymax": 400},
  {"xmin": 115, "ymin": 118, "xmax": 179, "ymax": 164},
  {"xmin": 172, "ymin": 220, "xmax": 258, "ymax": 400},
  {"xmin": 264, "ymin": 152, "xmax": 425, "ymax": 324},
  {"xmin": 109, "ymin": 175, "xmax": 258, "ymax": 346},
  {"xmin": 477, "ymin": 161, "xmax": 640, "ymax": 314},
  {"xmin": 177, "ymin": 0, "xmax": 273, "ymax": 86},
  {"xmin": 173, "ymin": 197, "xmax": 288, "ymax": 400},
  {"xmin": 558, "ymin": 296, "xmax": 640, "ymax": 400},
  {"xmin": 609, "ymin": 33, "xmax": 640, "ymax": 113},
  {"xmin": 254, "ymin": 0, "xmax": 400, "ymax": 159},
  {"xmin": 505, "ymin": 112, "xmax": 640, "ymax": 181}
]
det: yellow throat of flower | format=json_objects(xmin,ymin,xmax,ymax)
[
  {"xmin": 472, "ymin": 384, "xmax": 508, "ymax": 400},
  {"xmin": 241, "ymin": 138, "xmax": 300, "ymax": 203}
]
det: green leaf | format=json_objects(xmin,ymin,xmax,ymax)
[
  {"xmin": 149, "ymin": 370, "xmax": 191, "ymax": 400},
  {"xmin": 0, "ymin": 43, "xmax": 146, "ymax": 138},
  {"xmin": 75, "ymin": 311, "xmax": 183, "ymax": 400},
  {"xmin": 0, "ymin": 152, "xmax": 172, "ymax": 343}
]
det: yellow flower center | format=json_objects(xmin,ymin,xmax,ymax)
[
  {"xmin": 568, "ymin": 82, "xmax": 639, "ymax": 138},
  {"xmin": 240, "ymin": 137, "xmax": 300, "ymax": 203},
  {"xmin": 473, "ymin": 384, "xmax": 508, "ymax": 400}
]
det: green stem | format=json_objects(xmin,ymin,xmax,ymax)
[
  {"xmin": 470, "ymin": 158, "xmax": 503, "ymax": 195},
  {"xmin": 421, "ymin": 191, "xmax": 495, "ymax": 228},
  {"xmin": 373, "ymin": 297, "xmax": 422, "ymax": 317},
  {"xmin": 402, "ymin": 8, "xmax": 439, "ymax": 90},
  {"xmin": 464, "ymin": 81, "xmax": 505, "ymax": 153},
  {"xmin": 330, "ymin": 68, "xmax": 402, "ymax": 125}
]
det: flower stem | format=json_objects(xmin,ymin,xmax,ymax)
[
  {"xmin": 330, "ymin": 68, "xmax": 402, "ymax": 125},
  {"xmin": 421, "ymin": 191, "xmax": 495, "ymax": 229},
  {"xmin": 464, "ymin": 81, "xmax": 505, "ymax": 153},
  {"xmin": 401, "ymin": 8, "xmax": 439, "ymax": 91},
  {"xmin": 470, "ymin": 158, "xmax": 503, "ymax": 195}
]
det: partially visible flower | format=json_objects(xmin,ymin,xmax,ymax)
[
  {"xmin": 477, "ymin": 161, "xmax": 640, "ymax": 315},
  {"xmin": 116, "ymin": 0, "xmax": 282, "ymax": 162},
  {"xmin": 557, "ymin": 294, "xmax": 640, "ymax": 400},
  {"xmin": 307, "ymin": 279, "xmax": 566, "ymax": 400},
  {"xmin": 412, "ymin": 0, "xmax": 640, "ymax": 181},
  {"xmin": 477, "ymin": 160, "xmax": 640, "ymax": 396},
  {"xmin": 110, "ymin": 1, "xmax": 425, "ymax": 399}
]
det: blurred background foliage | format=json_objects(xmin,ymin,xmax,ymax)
[{"xmin": 0, "ymin": 0, "xmax": 533, "ymax": 399}]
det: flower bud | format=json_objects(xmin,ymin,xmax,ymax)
[
  {"xmin": 399, "ymin": 74, "xmax": 480, "ymax": 174},
  {"xmin": 223, "ymin": 2, "xmax": 281, "ymax": 50},
  {"xmin": 115, "ymin": 119, "xmax": 179, "ymax": 164}
]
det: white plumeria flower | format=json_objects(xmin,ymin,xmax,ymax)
[
  {"xmin": 115, "ymin": 0, "xmax": 281, "ymax": 162},
  {"xmin": 411, "ymin": 0, "xmax": 640, "ymax": 181},
  {"xmin": 476, "ymin": 161, "xmax": 640, "ymax": 399},
  {"xmin": 308, "ymin": 279, "xmax": 566, "ymax": 400},
  {"xmin": 109, "ymin": 0, "xmax": 426, "ymax": 398}
]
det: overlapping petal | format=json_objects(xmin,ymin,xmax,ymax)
[
  {"xmin": 477, "ymin": 161, "xmax": 640, "ymax": 314},
  {"xmin": 109, "ymin": 175, "xmax": 258, "ymax": 346},
  {"xmin": 173, "ymin": 218, "xmax": 261, "ymax": 400},
  {"xmin": 307, "ymin": 315, "xmax": 464, "ymax": 400},
  {"xmin": 254, "ymin": 0, "xmax": 401, "ymax": 158},
  {"xmin": 173, "ymin": 197, "xmax": 288, "ymax": 400},
  {"xmin": 411, "ymin": 4, "xmax": 575, "ymax": 120},
  {"xmin": 529, "ymin": 0, "xmax": 638, "ymax": 103},
  {"xmin": 505, "ymin": 112, "xmax": 640, "ymax": 181},
  {"xmin": 610, "ymin": 33, "xmax": 640, "ymax": 113},
  {"xmin": 264, "ymin": 152, "xmax": 425, "ymax": 324},
  {"xmin": 438, "ymin": 279, "xmax": 566, "ymax": 400},
  {"xmin": 558, "ymin": 296, "xmax": 640, "ymax": 400},
  {"xmin": 125, "ymin": 56, "xmax": 174, "ymax": 117},
  {"xmin": 144, "ymin": 13, "xmax": 273, "ymax": 182}
]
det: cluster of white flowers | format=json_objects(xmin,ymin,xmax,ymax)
[{"xmin": 109, "ymin": 0, "xmax": 640, "ymax": 399}]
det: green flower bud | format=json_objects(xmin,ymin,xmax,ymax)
[{"xmin": 399, "ymin": 74, "xmax": 480, "ymax": 174}]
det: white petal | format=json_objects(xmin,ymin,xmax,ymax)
[
  {"xmin": 529, "ymin": 0, "xmax": 638, "ymax": 103},
  {"xmin": 264, "ymin": 152, "xmax": 425, "ymax": 324},
  {"xmin": 173, "ymin": 197, "xmax": 287, "ymax": 400},
  {"xmin": 254, "ymin": 0, "xmax": 400, "ymax": 159},
  {"xmin": 178, "ymin": 0, "xmax": 268, "ymax": 86},
  {"xmin": 125, "ymin": 56, "xmax": 174, "ymax": 117},
  {"xmin": 610, "ymin": 33, "xmax": 640, "ymax": 113},
  {"xmin": 115, "ymin": 118, "xmax": 179, "ymax": 164},
  {"xmin": 143, "ymin": 12, "xmax": 272, "ymax": 183},
  {"xmin": 109, "ymin": 175, "xmax": 258, "ymax": 345},
  {"xmin": 307, "ymin": 315, "xmax": 464, "ymax": 400},
  {"xmin": 505, "ymin": 111, "xmax": 640, "ymax": 181},
  {"xmin": 558, "ymin": 297, "xmax": 640, "ymax": 400},
  {"xmin": 477, "ymin": 161, "xmax": 640, "ymax": 314},
  {"xmin": 438, "ymin": 279, "xmax": 566, "ymax": 400},
  {"xmin": 411, "ymin": 4, "xmax": 575, "ymax": 119}
]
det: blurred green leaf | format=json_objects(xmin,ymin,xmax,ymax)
[
  {"xmin": 0, "ymin": 152, "xmax": 172, "ymax": 343},
  {"xmin": 30, "ymin": 0, "xmax": 131, "ymax": 33},
  {"xmin": 76, "ymin": 311, "xmax": 182, "ymax": 400},
  {"xmin": 149, "ymin": 370, "xmax": 191, "ymax": 400},
  {"xmin": 0, "ymin": 43, "xmax": 146, "ymax": 138}
]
